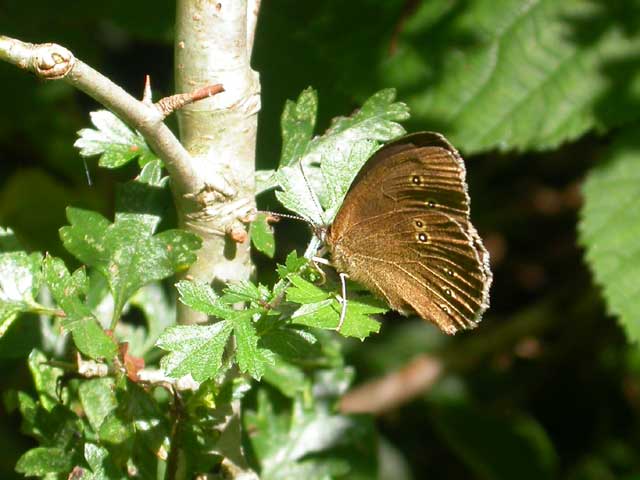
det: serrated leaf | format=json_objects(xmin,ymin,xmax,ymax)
[
  {"xmin": 15, "ymin": 447, "xmax": 73, "ymax": 475},
  {"xmin": 42, "ymin": 255, "xmax": 117, "ymax": 359},
  {"xmin": 60, "ymin": 207, "xmax": 201, "ymax": 322},
  {"xmin": 176, "ymin": 280, "xmax": 233, "ymax": 318},
  {"xmin": 0, "ymin": 251, "xmax": 42, "ymax": 338},
  {"xmin": 286, "ymin": 275, "xmax": 331, "ymax": 304},
  {"xmin": 276, "ymin": 251, "xmax": 308, "ymax": 279},
  {"xmin": 250, "ymin": 212, "xmax": 276, "ymax": 258},
  {"xmin": 289, "ymin": 287, "xmax": 385, "ymax": 340},
  {"xmin": 233, "ymin": 313, "xmax": 275, "ymax": 380},
  {"xmin": 222, "ymin": 280, "xmax": 270, "ymax": 305},
  {"xmin": 579, "ymin": 129, "xmax": 640, "ymax": 342},
  {"xmin": 74, "ymin": 110, "xmax": 157, "ymax": 168},
  {"xmin": 324, "ymin": 88, "xmax": 409, "ymax": 139},
  {"xmin": 321, "ymin": 138, "xmax": 379, "ymax": 219},
  {"xmin": 157, "ymin": 321, "xmax": 233, "ymax": 382},
  {"xmin": 275, "ymin": 165, "xmax": 325, "ymax": 225},
  {"xmin": 280, "ymin": 87, "xmax": 318, "ymax": 167},
  {"xmin": 274, "ymin": 88, "xmax": 408, "ymax": 223},
  {"xmin": 395, "ymin": 0, "xmax": 640, "ymax": 152}
]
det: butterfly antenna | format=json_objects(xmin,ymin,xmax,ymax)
[
  {"xmin": 298, "ymin": 161, "xmax": 325, "ymax": 224},
  {"xmin": 257, "ymin": 210, "xmax": 308, "ymax": 223}
]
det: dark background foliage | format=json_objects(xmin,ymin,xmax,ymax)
[{"xmin": 1, "ymin": 1, "xmax": 640, "ymax": 479}]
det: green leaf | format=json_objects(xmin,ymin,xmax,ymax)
[
  {"xmin": 280, "ymin": 87, "xmax": 318, "ymax": 167},
  {"xmin": 431, "ymin": 403, "xmax": 557, "ymax": 480},
  {"xmin": 291, "ymin": 297, "xmax": 383, "ymax": 340},
  {"xmin": 274, "ymin": 89, "xmax": 408, "ymax": 223},
  {"xmin": 0, "ymin": 251, "xmax": 42, "ymax": 339},
  {"xmin": 275, "ymin": 164, "xmax": 326, "ymax": 225},
  {"xmin": 286, "ymin": 275, "xmax": 330, "ymax": 304},
  {"xmin": 42, "ymin": 255, "xmax": 117, "ymax": 359},
  {"xmin": 78, "ymin": 378, "xmax": 117, "ymax": 433},
  {"xmin": 15, "ymin": 447, "xmax": 73, "ymax": 475},
  {"xmin": 27, "ymin": 349, "xmax": 65, "ymax": 410},
  {"xmin": 276, "ymin": 250, "xmax": 309, "ymax": 280},
  {"xmin": 393, "ymin": 0, "xmax": 640, "ymax": 152},
  {"xmin": 233, "ymin": 313, "xmax": 275, "ymax": 380},
  {"xmin": 84, "ymin": 443, "xmax": 111, "ymax": 480},
  {"xmin": 222, "ymin": 280, "xmax": 270, "ymax": 305},
  {"xmin": 176, "ymin": 279, "xmax": 233, "ymax": 318},
  {"xmin": 60, "ymin": 207, "xmax": 201, "ymax": 322},
  {"xmin": 323, "ymin": 88, "xmax": 409, "ymax": 140},
  {"xmin": 579, "ymin": 129, "xmax": 640, "ymax": 342},
  {"xmin": 74, "ymin": 110, "xmax": 157, "ymax": 168},
  {"xmin": 250, "ymin": 212, "xmax": 276, "ymax": 258},
  {"xmin": 320, "ymin": 138, "xmax": 379, "ymax": 219},
  {"xmin": 286, "ymin": 275, "xmax": 385, "ymax": 339},
  {"xmin": 157, "ymin": 321, "xmax": 233, "ymax": 382},
  {"xmin": 262, "ymin": 355, "xmax": 308, "ymax": 397},
  {"xmin": 260, "ymin": 326, "xmax": 320, "ymax": 362}
]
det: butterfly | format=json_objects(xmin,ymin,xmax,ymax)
[{"xmin": 323, "ymin": 132, "xmax": 492, "ymax": 334}]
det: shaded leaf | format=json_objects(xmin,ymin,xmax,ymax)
[
  {"xmin": 60, "ymin": 207, "xmax": 201, "ymax": 321},
  {"xmin": 42, "ymin": 255, "xmax": 117, "ymax": 359},
  {"xmin": 250, "ymin": 212, "xmax": 277, "ymax": 258},
  {"xmin": 579, "ymin": 128, "xmax": 640, "ymax": 342},
  {"xmin": 15, "ymin": 447, "xmax": 72, "ymax": 476}
]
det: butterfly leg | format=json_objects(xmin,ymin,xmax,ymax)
[
  {"xmin": 336, "ymin": 272, "xmax": 349, "ymax": 332},
  {"xmin": 311, "ymin": 255, "xmax": 330, "ymax": 285}
]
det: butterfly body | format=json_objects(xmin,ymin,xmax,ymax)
[{"xmin": 325, "ymin": 132, "xmax": 492, "ymax": 335}]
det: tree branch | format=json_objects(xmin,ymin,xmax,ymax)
[{"xmin": 0, "ymin": 35, "xmax": 227, "ymax": 202}]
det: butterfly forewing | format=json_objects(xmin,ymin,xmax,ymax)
[{"xmin": 327, "ymin": 132, "xmax": 491, "ymax": 334}]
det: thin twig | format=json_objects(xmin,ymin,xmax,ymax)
[{"xmin": 155, "ymin": 84, "xmax": 225, "ymax": 117}]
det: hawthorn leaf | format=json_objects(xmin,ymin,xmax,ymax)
[
  {"xmin": 42, "ymin": 255, "xmax": 117, "ymax": 359},
  {"xmin": 157, "ymin": 321, "xmax": 233, "ymax": 382},
  {"xmin": 280, "ymin": 87, "xmax": 318, "ymax": 167},
  {"xmin": 60, "ymin": 207, "xmax": 201, "ymax": 321},
  {"xmin": 75, "ymin": 110, "xmax": 157, "ymax": 168}
]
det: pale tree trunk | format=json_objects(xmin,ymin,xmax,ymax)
[{"xmin": 174, "ymin": 0, "xmax": 261, "ymax": 325}]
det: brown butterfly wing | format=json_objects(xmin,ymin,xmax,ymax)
[{"xmin": 327, "ymin": 132, "xmax": 491, "ymax": 334}]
